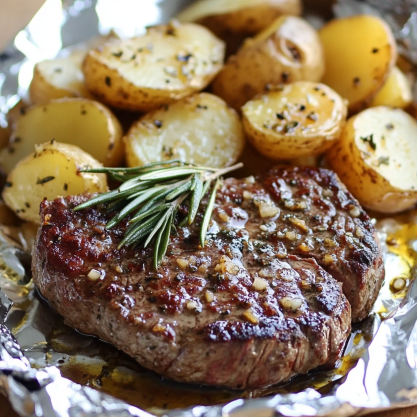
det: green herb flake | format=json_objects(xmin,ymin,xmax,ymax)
[
  {"xmin": 360, "ymin": 134, "xmax": 377, "ymax": 151},
  {"xmin": 37, "ymin": 176, "xmax": 55, "ymax": 185}
]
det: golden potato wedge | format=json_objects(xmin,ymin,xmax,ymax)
[
  {"xmin": 0, "ymin": 98, "xmax": 123, "ymax": 173},
  {"xmin": 2, "ymin": 141, "xmax": 107, "ymax": 223},
  {"xmin": 29, "ymin": 51, "xmax": 94, "ymax": 105},
  {"xmin": 83, "ymin": 22, "xmax": 225, "ymax": 112},
  {"xmin": 177, "ymin": 0, "xmax": 302, "ymax": 39},
  {"xmin": 212, "ymin": 16, "xmax": 324, "ymax": 111},
  {"xmin": 319, "ymin": 15, "xmax": 397, "ymax": 113},
  {"xmin": 124, "ymin": 93, "xmax": 244, "ymax": 168},
  {"xmin": 242, "ymin": 82, "xmax": 347, "ymax": 160},
  {"xmin": 370, "ymin": 66, "xmax": 412, "ymax": 109},
  {"xmin": 327, "ymin": 106, "xmax": 417, "ymax": 213}
]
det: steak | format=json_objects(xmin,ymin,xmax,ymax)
[{"xmin": 32, "ymin": 166, "xmax": 383, "ymax": 389}]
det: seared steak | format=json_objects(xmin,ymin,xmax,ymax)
[{"xmin": 32, "ymin": 166, "xmax": 383, "ymax": 389}]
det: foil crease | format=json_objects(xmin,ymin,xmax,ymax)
[{"xmin": 1, "ymin": 0, "xmax": 417, "ymax": 416}]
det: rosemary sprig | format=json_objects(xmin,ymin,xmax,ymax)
[{"xmin": 74, "ymin": 160, "xmax": 243, "ymax": 268}]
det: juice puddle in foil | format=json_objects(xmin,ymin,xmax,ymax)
[{"xmin": 1, "ymin": 210, "xmax": 415, "ymax": 415}]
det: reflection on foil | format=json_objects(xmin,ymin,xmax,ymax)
[{"xmin": 1, "ymin": 0, "xmax": 417, "ymax": 416}]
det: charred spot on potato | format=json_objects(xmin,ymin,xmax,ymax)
[
  {"xmin": 4, "ymin": 181, "xmax": 12, "ymax": 188},
  {"xmin": 112, "ymin": 51, "xmax": 123, "ymax": 58},
  {"xmin": 105, "ymin": 76, "xmax": 111, "ymax": 87},
  {"xmin": 372, "ymin": 48, "xmax": 379, "ymax": 53},
  {"xmin": 153, "ymin": 120, "xmax": 163, "ymax": 128},
  {"xmin": 63, "ymin": 183, "xmax": 68, "ymax": 191},
  {"xmin": 353, "ymin": 77, "xmax": 361, "ymax": 86},
  {"xmin": 386, "ymin": 123, "xmax": 394, "ymax": 130},
  {"xmin": 281, "ymin": 72, "xmax": 289, "ymax": 83}
]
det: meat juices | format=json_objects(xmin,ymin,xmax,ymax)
[{"xmin": 32, "ymin": 166, "xmax": 384, "ymax": 389}]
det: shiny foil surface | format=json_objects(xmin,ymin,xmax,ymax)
[{"xmin": 1, "ymin": 0, "xmax": 417, "ymax": 416}]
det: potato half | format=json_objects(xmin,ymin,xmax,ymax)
[
  {"xmin": 327, "ymin": 106, "xmax": 417, "ymax": 213},
  {"xmin": 124, "ymin": 93, "xmax": 245, "ymax": 168},
  {"xmin": 2, "ymin": 141, "xmax": 107, "ymax": 223},
  {"xmin": 212, "ymin": 15, "xmax": 324, "ymax": 111},
  {"xmin": 319, "ymin": 15, "xmax": 397, "ymax": 113},
  {"xmin": 0, "ymin": 98, "xmax": 123, "ymax": 173},
  {"xmin": 83, "ymin": 22, "xmax": 225, "ymax": 112},
  {"xmin": 177, "ymin": 0, "xmax": 302, "ymax": 37},
  {"xmin": 29, "ymin": 51, "xmax": 93, "ymax": 105},
  {"xmin": 370, "ymin": 66, "xmax": 412, "ymax": 109},
  {"xmin": 242, "ymin": 82, "xmax": 347, "ymax": 160}
]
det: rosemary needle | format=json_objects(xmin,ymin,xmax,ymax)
[{"xmin": 74, "ymin": 160, "xmax": 243, "ymax": 268}]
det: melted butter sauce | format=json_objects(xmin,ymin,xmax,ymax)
[{"xmin": 5, "ymin": 210, "xmax": 417, "ymax": 414}]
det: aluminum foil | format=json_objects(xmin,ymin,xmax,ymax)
[{"xmin": 1, "ymin": 0, "xmax": 417, "ymax": 416}]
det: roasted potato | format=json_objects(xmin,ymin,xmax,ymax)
[
  {"xmin": 370, "ymin": 66, "xmax": 412, "ymax": 109},
  {"xmin": 0, "ymin": 98, "xmax": 123, "ymax": 173},
  {"xmin": 83, "ymin": 22, "xmax": 225, "ymax": 112},
  {"xmin": 319, "ymin": 15, "xmax": 397, "ymax": 113},
  {"xmin": 177, "ymin": 0, "xmax": 302, "ymax": 52},
  {"xmin": 2, "ymin": 141, "xmax": 107, "ymax": 223},
  {"xmin": 242, "ymin": 82, "xmax": 347, "ymax": 160},
  {"xmin": 124, "ymin": 93, "xmax": 245, "ymax": 168},
  {"xmin": 212, "ymin": 16, "xmax": 324, "ymax": 111},
  {"xmin": 327, "ymin": 106, "xmax": 417, "ymax": 213},
  {"xmin": 29, "ymin": 51, "xmax": 93, "ymax": 105}
]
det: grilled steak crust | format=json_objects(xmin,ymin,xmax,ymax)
[{"xmin": 32, "ymin": 166, "xmax": 383, "ymax": 389}]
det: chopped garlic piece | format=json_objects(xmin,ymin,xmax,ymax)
[
  {"xmin": 280, "ymin": 297, "xmax": 303, "ymax": 311},
  {"xmin": 243, "ymin": 308, "xmax": 259, "ymax": 324},
  {"xmin": 87, "ymin": 269, "xmax": 101, "ymax": 281},
  {"xmin": 243, "ymin": 190, "xmax": 253, "ymax": 200},
  {"xmin": 324, "ymin": 238, "xmax": 337, "ymax": 247},
  {"xmin": 324, "ymin": 254, "xmax": 335, "ymax": 265},
  {"xmin": 245, "ymin": 176, "xmax": 255, "ymax": 184},
  {"xmin": 355, "ymin": 226, "xmax": 364, "ymax": 237},
  {"xmin": 176, "ymin": 258, "xmax": 189, "ymax": 269},
  {"xmin": 349, "ymin": 206, "xmax": 361, "ymax": 217},
  {"xmin": 214, "ymin": 255, "xmax": 239, "ymax": 275},
  {"xmin": 152, "ymin": 323, "xmax": 166, "ymax": 332},
  {"xmin": 115, "ymin": 265, "xmax": 123, "ymax": 273},
  {"xmin": 205, "ymin": 291, "xmax": 214, "ymax": 302},
  {"xmin": 186, "ymin": 300, "xmax": 197, "ymax": 310},
  {"xmin": 258, "ymin": 203, "xmax": 280, "ymax": 218},
  {"xmin": 218, "ymin": 211, "xmax": 230, "ymax": 222},
  {"xmin": 289, "ymin": 217, "xmax": 308, "ymax": 231},
  {"xmin": 286, "ymin": 231, "xmax": 297, "ymax": 241},
  {"xmin": 297, "ymin": 242, "xmax": 311, "ymax": 252},
  {"xmin": 252, "ymin": 276, "xmax": 268, "ymax": 291}
]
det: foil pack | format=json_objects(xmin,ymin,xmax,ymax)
[{"xmin": 1, "ymin": 0, "xmax": 417, "ymax": 416}]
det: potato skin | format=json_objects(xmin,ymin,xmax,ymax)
[
  {"xmin": 83, "ymin": 22, "xmax": 225, "ymax": 112},
  {"xmin": 327, "ymin": 107, "xmax": 417, "ymax": 213},
  {"xmin": 29, "ymin": 51, "xmax": 93, "ymax": 105},
  {"xmin": 124, "ymin": 92, "xmax": 245, "ymax": 168},
  {"xmin": 370, "ymin": 66, "xmax": 412, "ymax": 109},
  {"xmin": 212, "ymin": 15, "xmax": 324, "ymax": 111},
  {"xmin": 0, "ymin": 98, "xmax": 124, "ymax": 173},
  {"xmin": 242, "ymin": 82, "xmax": 347, "ymax": 160},
  {"xmin": 177, "ymin": 0, "xmax": 302, "ymax": 55},
  {"xmin": 2, "ymin": 141, "xmax": 107, "ymax": 223},
  {"xmin": 319, "ymin": 15, "xmax": 397, "ymax": 114}
]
